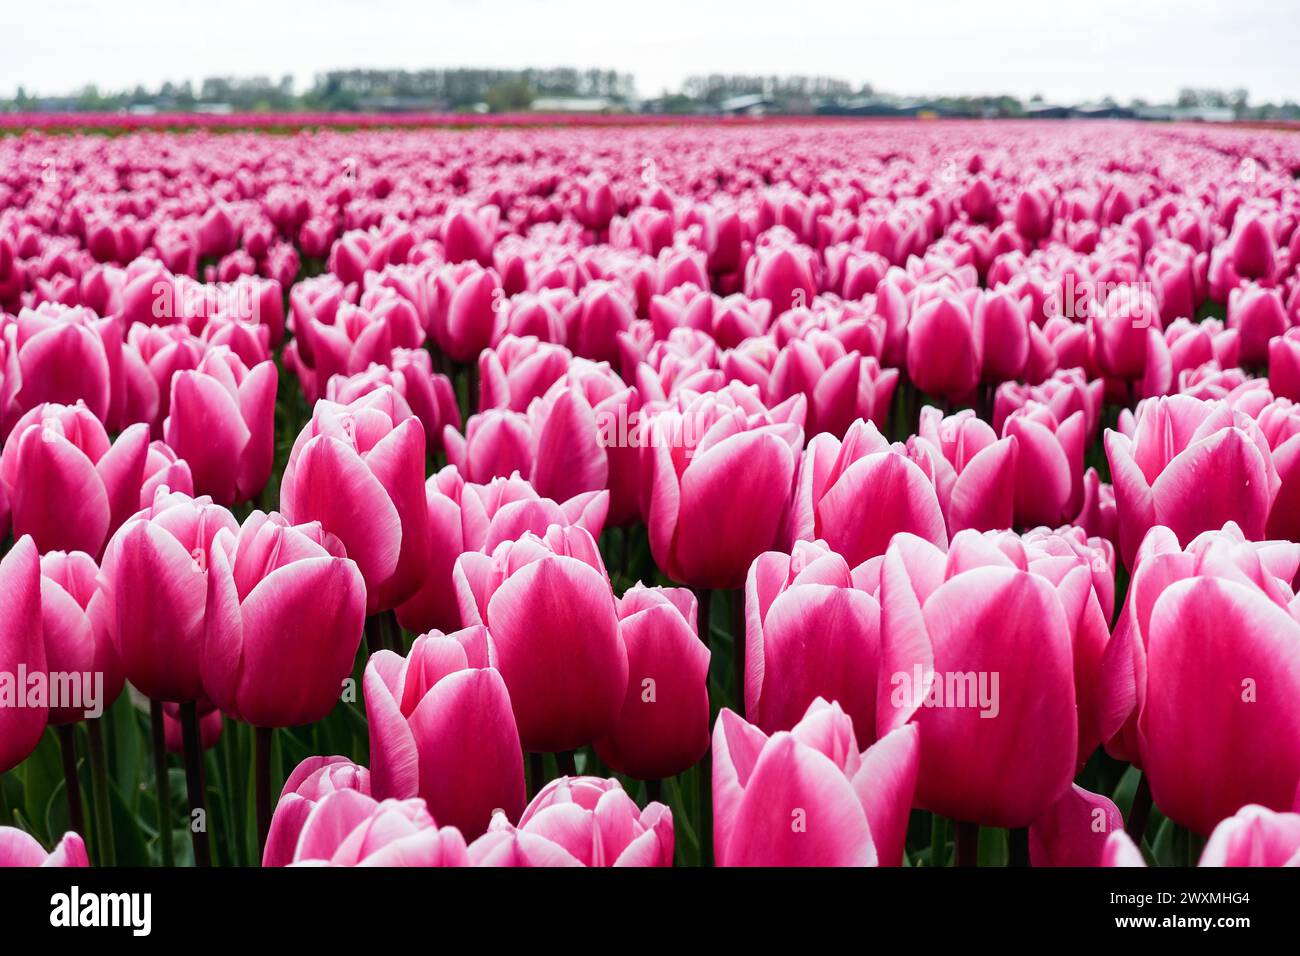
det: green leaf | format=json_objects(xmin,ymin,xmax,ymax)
[
  {"xmin": 978, "ymin": 827, "xmax": 1008, "ymax": 867},
  {"xmin": 19, "ymin": 728, "xmax": 63, "ymax": 844}
]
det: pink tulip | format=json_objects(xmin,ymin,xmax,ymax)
[
  {"xmin": 909, "ymin": 407, "xmax": 1018, "ymax": 534},
  {"xmin": 1230, "ymin": 216, "xmax": 1276, "ymax": 282},
  {"xmin": 2, "ymin": 304, "xmax": 117, "ymax": 432},
  {"xmin": 101, "ymin": 489, "xmax": 238, "ymax": 702},
  {"xmin": 974, "ymin": 288, "xmax": 1032, "ymax": 384},
  {"xmin": 139, "ymin": 440, "xmax": 194, "ymax": 505},
  {"xmin": 395, "ymin": 467, "xmax": 607, "ymax": 635},
  {"xmin": 791, "ymin": 419, "xmax": 947, "ymax": 569},
  {"xmin": 127, "ymin": 324, "xmax": 206, "ymax": 431},
  {"xmin": 478, "ymin": 335, "xmax": 573, "ymax": 412},
  {"xmin": 1253, "ymin": 397, "xmax": 1300, "ymax": 541},
  {"xmin": 744, "ymin": 541, "xmax": 880, "ymax": 742},
  {"xmin": 1270, "ymin": 328, "xmax": 1300, "ymax": 402},
  {"xmin": 164, "ymin": 347, "xmax": 276, "ymax": 506},
  {"xmin": 428, "ymin": 263, "xmax": 503, "ymax": 363},
  {"xmin": 1228, "ymin": 283, "xmax": 1289, "ymax": 367},
  {"xmin": 286, "ymin": 790, "xmax": 468, "ymax": 867},
  {"xmin": 1101, "ymin": 830, "xmax": 1148, "ymax": 867},
  {"xmin": 593, "ymin": 584, "xmax": 710, "ymax": 780},
  {"xmin": 263, "ymin": 756, "xmax": 371, "ymax": 868},
  {"xmin": 0, "ymin": 829, "xmax": 89, "ymax": 867},
  {"xmin": 713, "ymin": 699, "xmax": 918, "ymax": 866},
  {"xmin": 442, "ymin": 407, "xmax": 534, "ymax": 485},
  {"xmin": 1002, "ymin": 402, "xmax": 1086, "ymax": 528},
  {"xmin": 442, "ymin": 204, "xmax": 499, "ymax": 266},
  {"xmin": 454, "ymin": 524, "xmax": 626, "ymax": 752},
  {"xmin": 1028, "ymin": 785, "xmax": 1124, "ymax": 866},
  {"xmin": 1199, "ymin": 805, "xmax": 1300, "ymax": 866},
  {"xmin": 0, "ymin": 403, "xmax": 148, "ymax": 556},
  {"xmin": 745, "ymin": 241, "xmax": 818, "ymax": 314},
  {"xmin": 281, "ymin": 388, "xmax": 428, "ymax": 612},
  {"xmin": 877, "ymin": 531, "xmax": 1078, "ymax": 827},
  {"xmin": 364, "ymin": 626, "xmax": 525, "ymax": 839},
  {"xmin": 202, "ymin": 511, "xmax": 365, "ymax": 727},
  {"xmin": 1101, "ymin": 522, "xmax": 1300, "ymax": 834},
  {"xmin": 567, "ymin": 281, "xmax": 636, "ymax": 365},
  {"xmin": 39, "ymin": 550, "xmax": 121, "ymax": 724},
  {"xmin": 0, "ymin": 537, "xmax": 45, "ymax": 772},
  {"xmin": 993, "ymin": 368, "xmax": 1103, "ymax": 440},
  {"xmin": 468, "ymin": 777, "xmax": 673, "ymax": 867},
  {"xmin": 767, "ymin": 335, "xmax": 898, "ymax": 438},
  {"xmin": 324, "ymin": 352, "xmax": 460, "ymax": 455},
  {"xmin": 907, "ymin": 293, "xmax": 981, "ymax": 400},
  {"xmin": 643, "ymin": 384, "xmax": 805, "ymax": 589},
  {"xmin": 1089, "ymin": 284, "xmax": 1164, "ymax": 384},
  {"xmin": 1105, "ymin": 394, "xmax": 1280, "ymax": 568}
]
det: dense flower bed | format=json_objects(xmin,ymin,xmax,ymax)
[{"xmin": 1, "ymin": 120, "xmax": 1300, "ymax": 867}]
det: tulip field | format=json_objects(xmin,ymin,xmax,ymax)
[{"xmin": 3, "ymin": 118, "xmax": 1300, "ymax": 871}]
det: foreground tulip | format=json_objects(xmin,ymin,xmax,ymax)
[
  {"xmin": 0, "ymin": 537, "xmax": 45, "ymax": 773},
  {"xmin": 101, "ymin": 489, "xmax": 238, "ymax": 702},
  {"xmin": 281, "ymin": 388, "xmax": 428, "ymax": 612},
  {"xmin": 878, "ymin": 532, "xmax": 1077, "ymax": 827},
  {"xmin": 744, "ymin": 541, "xmax": 880, "ymax": 741},
  {"xmin": 0, "ymin": 829, "xmax": 89, "ymax": 867},
  {"xmin": 0, "ymin": 404, "xmax": 148, "ymax": 556},
  {"xmin": 791, "ymin": 419, "xmax": 947, "ymax": 568},
  {"xmin": 365, "ymin": 626, "xmax": 525, "ymax": 839},
  {"xmin": 1107, "ymin": 524, "xmax": 1300, "ymax": 834},
  {"xmin": 285, "ymin": 790, "xmax": 468, "ymax": 866},
  {"xmin": 202, "ymin": 511, "xmax": 365, "ymax": 726},
  {"xmin": 593, "ymin": 585, "xmax": 710, "ymax": 780},
  {"xmin": 164, "ymin": 347, "xmax": 276, "ymax": 506},
  {"xmin": 713, "ymin": 699, "xmax": 918, "ymax": 866},
  {"xmin": 643, "ymin": 384, "xmax": 805, "ymax": 589},
  {"xmin": 262, "ymin": 757, "xmax": 372, "ymax": 867},
  {"xmin": 1028, "ymin": 785, "xmax": 1124, "ymax": 866},
  {"xmin": 39, "ymin": 550, "xmax": 121, "ymax": 724},
  {"xmin": 468, "ymin": 777, "xmax": 673, "ymax": 867},
  {"xmin": 1105, "ymin": 395, "xmax": 1279, "ymax": 568},
  {"xmin": 1198, "ymin": 805, "xmax": 1300, "ymax": 866},
  {"xmin": 455, "ymin": 524, "xmax": 626, "ymax": 752}
]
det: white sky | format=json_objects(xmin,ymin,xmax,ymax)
[{"xmin": 5, "ymin": 0, "xmax": 1299, "ymax": 103}]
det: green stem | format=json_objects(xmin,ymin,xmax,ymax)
[
  {"xmin": 929, "ymin": 813, "xmax": 949, "ymax": 868},
  {"xmin": 87, "ymin": 719, "xmax": 116, "ymax": 867},
  {"xmin": 955, "ymin": 822, "xmax": 979, "ymax": 867},
  {"xmin": 180, "ymin": 701, "xmax": 211, "ymax": 866},
  {"xmin": 731, "ymin": 589, "xmax": 745, "ymax": 712},
  {"xmin": 56, "ymin": 724, "xmax": 86, "ymax": 839},
  {"xmin": 556, "ymin": 750, "xmax": 577, "ymax": 778},
  {"xmin": 1126, "ymin": 771, "xmax": 1152, "ymax": 843},
  {"xmin": 256, "ymin": 726, "xmax": 273, "ymax": 859},
  {"xmin": 149, "ymin": 700, "xmax": 175, "ymax": 868}
]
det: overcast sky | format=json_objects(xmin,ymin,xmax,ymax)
[{"xmin": 5, "ymin": 0, "xmax": 1300, "ymax": 103}]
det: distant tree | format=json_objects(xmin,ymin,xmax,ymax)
[{"xmin": 484, "ymin": 79, "xmax": 534, "ymax": 113}]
